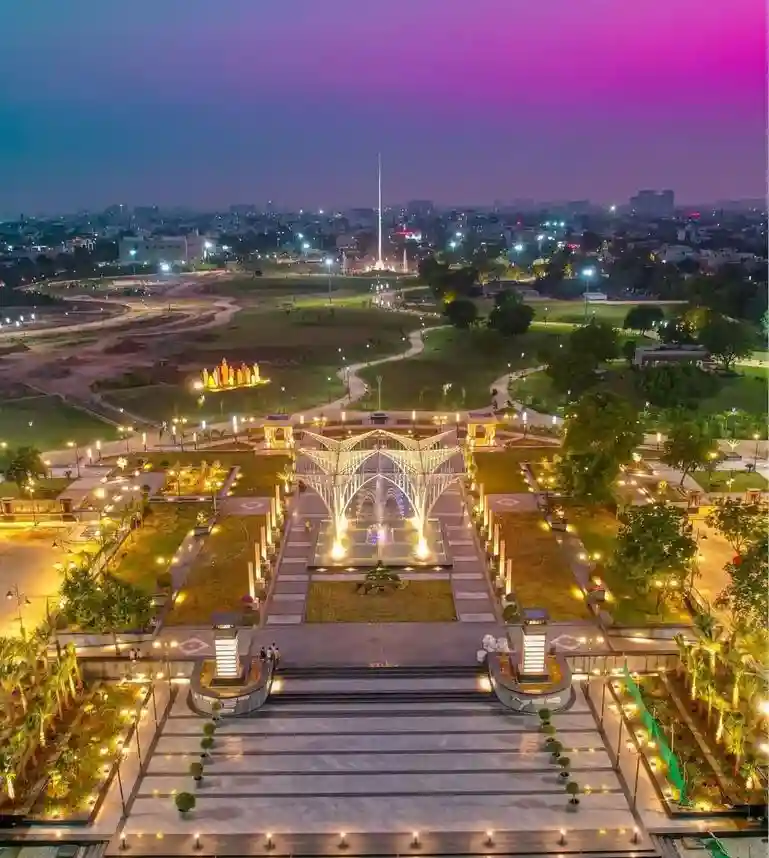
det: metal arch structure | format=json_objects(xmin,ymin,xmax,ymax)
[{"xmin": 298, "ymin": 429, "xmax": 462, "ymax": 552}]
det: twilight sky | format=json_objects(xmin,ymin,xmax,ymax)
[{"xmin": 1, "ymin": 0, "xmax": 766, "ymax": 214}]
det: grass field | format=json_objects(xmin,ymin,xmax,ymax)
[
  {"xmin": 530, "ymin": 300, "xmax": 677, "ymax": 327},
  {"xmin": 124, "ymin": 450, "xmax": 289, "ymax": 496},
  {"xmin": 0, "ymin": 396, "xmax": 119, "ymax": 452},
  {"xmin": 357, "ymin": 327, "xmax": 564, "ymax": 412},
  {"xmin": 108, "ymin": 505, "xmax": 203, "ymax": 592},
  {"xmin": 166, "ymin": 514, "xmax": 264, "ymax": 625},
  {"xmin": 474, "ymin": 447, "xmax": 556, "ymax": 494},
  {"xmin": 691, "ymin": 469, "xmax": 768, "ymax": 493},
  {"xmin": 511, "ymin": 364, "xmax": 768, "ymax": 428},
  {"xmin": 304, "ymin": 580, "xmax": 457, "ymax": 622},
  {"xmin": 0, "ymin": 477, "xmax": 71, "ymax": 499},
  {"xmin": 103, "ymin": 306, "xmax": 417, "ymax": 421},
  {"xmin": 497, "ymin": 511, "xmax": 588, "ymax": 621},
  {"xmin": 207, "ymin": 274, "xmax": 415, "ymax": 301}
]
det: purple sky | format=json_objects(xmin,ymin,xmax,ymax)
[{"xmin": 1, "ymin": 0, "xmax": 765, "ymax": 214}]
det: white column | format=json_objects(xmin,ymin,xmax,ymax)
[
  {"xmin": 505, "ymin": 559, "xmax": 512, "ymax": 594},
  {"xmin": 247, "ymin": 561, "xmax": 256, "ymax": 600},
  {"xmin": 499, "ymin": 539, "xmax": 506, "ymax": 574},
  {"xmin": 492, "ymin": 522, "xmax": 500, "ymax": 556}
]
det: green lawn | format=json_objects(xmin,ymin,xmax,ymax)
[
  {"xmin": 530, "ymin": 300, "xmax": 676, "ymax": 327},
  {"xmin": 102, "ymin": 306, "xmax": 417, "ymax": 422},
  {"xmin": 498, "ymin": 511, "xmax": 588, "ymax": 621},
  {"xmin": 691, "ymin": 469, "xmax": 768, "ymax": 493},
  {"xmin": 474, "ymin": 447, "xmax": 555, "ymax": 494},
  {"xmin": 0, "ymin": 396, "xmax": 119, "ymax": 452},
  {"xmin": 208, "ymin": 274, "xmax": 414, "ymax": 301},
  {"xmin": 124, "ymin": 451, "xmax": 289, "ymax": 496},
  {"xmin": 699, "ymin": 366, "xmax": 767, "ymax": 419},
  {"xmin": 0, "ymin": 477, "xmax": 71, "ymax": 499},
  {"xmin": 108, "ymin": 505, "xmax": 203, "ymax": 592},
  {"xmin": 305, "ymin": 580, "xmax": 457, "ymax": 622},
  {"xmin": 166, "ymin": 514, "xmax": 265, "ymax": 625},
  {"xmin": 357, "ymin": 327, "xmax": 564, "ymax": 412}
]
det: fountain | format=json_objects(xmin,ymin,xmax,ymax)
[{"xmin": 310, "ymin": 450, "xmax": 450, "ymax": 570}]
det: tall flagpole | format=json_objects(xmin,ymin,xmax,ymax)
[{"xmin": 376, "ymin": 153, "xmax": 383, "ymax": 269}]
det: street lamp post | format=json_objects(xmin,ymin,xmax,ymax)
[
  {"xmin": 325, "ymin": 258, "xmax": 333, "ymax": 303},
  {"xmin": 581, "ymin": 267, "xmax": 596, "ymax": 321},
  {"xmin": 66, "ymin": 441, "xmax": 81, "ymax": 478},
  {"xmin": 376, "ymin": 375, "xmax": 383, "ymax": 411},
  {"xmin": 753, "ymin": 433, "xmax": 761, "ymax": 470},
  {"xmin": 6, "ymin": 584, "xmax": 32, "ymax": 638}
]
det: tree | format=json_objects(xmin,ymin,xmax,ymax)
[
  {"xmin": 4, "ymin": 447, "xmax": 46, "ymax": 492},
  {"xmin": 716, "ymin": 540, "xmax": 768, "ymax": 629},
  {"xmin": 557, "ymin": 390, "xmax": 642, "ymax": 501},
  {"xmin": 569, "ymin": 320, "xmax": 619, "ymax": 364},
  {"xmin": 705, "ymin": 499, "xmax": 765, "ymax": 553},
  {"xmin": 697, "ymin": 315, "xmax": 754, "ymax": 371},
  {"xmin": 608, "ymin": 503, "xmax": 697, "ymax": 608},
  {"xmin": 621, "ymin": 339, "xmax": 637, "ymax": 366},
  {"xmin": 487, "ymin": 292, "xmax": 534, "ymax": 336},
  {"xmin": 661, "ymin": 423, "xmax": 715, "ymax": 486},
  {"xmin": 443, "ymin": 298, "xmax": 478, "ymax": 329},
  {"xmin": 636, "ymin": 365, "xmax": 718, "ymax": 412},
  {"xmin": 623, "ymin": 304, "xmax": 665, "ymax": 335}
]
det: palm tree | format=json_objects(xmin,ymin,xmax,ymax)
[
  {"xmin": 739, "ymin": 755, "xmax": 761, "ymax": 791},
  {"xmin": 689, "ymin": 650, "xmax": 706, "ymax": 702},
  {"xmin": 713, "ymin": 695, "xmax": 731, "ymax": 742},
  {"xmin": 0, "ymin": 750, "xmax": 17, "ymax": 801},
  {"xmin": 723, "ymin": 713, "xmax": 747, "ymax": 775},
  {"xmin": 693, "ymin": 611, "xmax": 724, "ymax": 676},
  {"xmin": 673, "ymin": 633, "xmax": 692, "ymax": 682}
]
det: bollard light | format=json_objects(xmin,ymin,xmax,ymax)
[
  {"xmin": 338, "ymin": 832, "xmax": 348, "ymax": 849},
  {"xmin": 632, "ymin": 827, "xmax": 640, "ymax": 844},
  {"xmin": 120, "ymin": 833, "xmax": 127, "ymax": 851},
  {"xmin": 194, "ymin": 833, "xmax": 201, "ymax": 850},
  {"xmin": 559, "ymin": 829, "xmax": 567, "ymax": 846},
  {"xmin": 485, "ymin": 830, "xmax": 494, "ymax": 846},
  {"xmin": 411, "ymin": 831, "xmax": 420, "ymax": 848},
  {"xmin": 265, "ymin": 832, "xmax": 274, "ymax": 850}
]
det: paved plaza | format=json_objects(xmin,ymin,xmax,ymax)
[{"xmin": 122, "ymin": 669, "xmax": 638, "ymax": 838}]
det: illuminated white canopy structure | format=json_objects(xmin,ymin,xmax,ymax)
[{"xmin": 299, "ymin": 429, "xmax": 461, "ymax": 558}]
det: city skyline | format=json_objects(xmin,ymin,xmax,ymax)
[{"xmin": 1, "ymin": 0, "xmax": 766, "ymax": 214}]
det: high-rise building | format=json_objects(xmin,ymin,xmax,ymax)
[{"xmin": 629, "ymin": 189, "xmax": 675, "ymax": 217}]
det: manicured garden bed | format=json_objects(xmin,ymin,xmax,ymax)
[
  {"xmin": 108, "ymin": 505, "xmax": 205, "ymax": 592},
  {"xmin": 305, "ymin": 580, "xmax": 457, "ymax": 622},
  {"xmin": 124, "ymin": 450, "xmax": 289, "ymax": 496},
  {"xmin": 165, "ymin": 514, "xmax": 266, "ymax": 625},
  {"xmin": 474, "ymin": 447, "xmax": 555, "ymax": 494},
  {"xmin": 497, "ymin": 511, "xmax": 588, "ymax": 621}
]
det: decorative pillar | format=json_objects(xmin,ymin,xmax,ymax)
[
  {"xmin": 478, "ymin": 482, "xmax": 485, "ymax": 509},
  {"xmin": 488, "ymin": 509, "xmax": 495, "ymax": 541},
  {"xmin": 492, "ymin": 522, "xmax": 500, "ymax": 557},
  {"xmin": 212, "ymin": 615, "xmax": 241, "ymax": 682},
  {"xmin": 520, "ymin": 613, "xmax": 549, "ymax": 679},
  {"xmin": 505, "ymin": 559, "xmax": 512, "ymax": 595},
  {"xmin": 499, "ymin": 538, "xmax": 505, "ymax": 573}
]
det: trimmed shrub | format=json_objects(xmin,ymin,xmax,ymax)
[
  {"xmin": 549, "ymin": 740, "xmax": 563, "ymax": 760},
  {"xmin": 175, "ymin": 792, "xmax": 196, "ymax": 813},
  {"xmin": 189, "ymin": 762, "xmax": 203, "ymax": 780},
  {"xmin": 538, "ymin": 708, "xmax": 552, "ymax": 722},
  {"xmin": 200, "ymin": 736, "xmax": 214, "ymax": 752},
  {"xmin": 543, "ymin": 723, "xmax": 556, "ymax": 736},
  {"xmin": 202, "ymin": 721, "xmax": 216, "ymax": 737},
  {"xmin": 566, "ymin": 781, "xmax": 580, "ymax": 804}
]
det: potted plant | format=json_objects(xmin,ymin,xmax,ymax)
[
  {"xmin": 200, "ymin": 736, "xmax": 214, "ymax": 756},
  {"xmin": 538, "ymin": 708, "xmax": 552, "ymax": 728},
  {"xmin": 543, "ymin": 723, "xmax": 556, "ymax": 737},
  {"xmin": 211, "ymin": 701, "xmax": 222, "ymax": 722},
  {"xmin": 549, "ymin": 740, "xmax": 563, "ymax": 761},
  {"xmin": 190, "ymin": 762, "xmax": 203, "ymax": 783},
  {"xmin": 565, "ymin": 781, "xmax": 580, "ymax": 806},
  {"xmin": 202, "ymin": 721, "xmax": 216, "ymax": 737},
  {"xmin": 175, "ymin": 792, "xmax": 196, "ymax": 815},
  {"xmin": 557, "ymin": 757, "xmax": 571, "ymax": 779}
]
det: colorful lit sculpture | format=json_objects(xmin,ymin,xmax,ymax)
[{"xmin": 200, "ymin": 358, "xmax": 269, "ymax": 391}]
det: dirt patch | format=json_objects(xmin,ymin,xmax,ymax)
[{"xmin": 104, "ymin": 338, "xmax": 146, "ymax": 355}]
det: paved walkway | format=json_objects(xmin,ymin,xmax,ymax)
[{"xmin": 119, "ymin": 672, "xmax": 638, "ymax": 839}]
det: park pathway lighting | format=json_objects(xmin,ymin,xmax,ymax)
[
  {"xmin": 66, "ymin": 441, "xmax": 81, "ymax": 477},
  {"xmin": 6, "ymin": 584, "xmax": 32, "ymax": 638}
]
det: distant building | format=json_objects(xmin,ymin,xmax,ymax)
[
  {"xmin": 629, "ymin": 189, "xmax": 675, "ymax": 218},
  {"xmin": 407, "ymin": 200, "xmax": 434, "ymax": 218},
  {"xmin": 119, "ymin": 233, "xmax": 213, "ymax": 265},
  {"xmin": 633, "ymin": 344, "xmax": 709, "ymax": 367}
]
